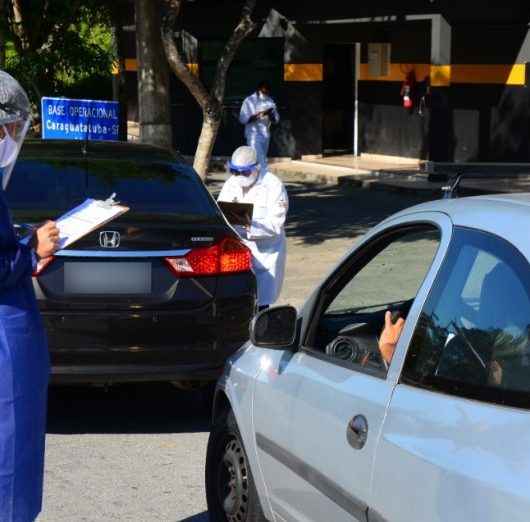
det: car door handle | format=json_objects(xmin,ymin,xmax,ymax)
[{"xmin": 346, "ymin": 415, "xmax": 368, "ymax": 450}]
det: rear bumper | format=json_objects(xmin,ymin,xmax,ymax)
[
  {"xmin": 50, "ymin": 363, "xmax": 225, "ymax": 384},
  {"xmin": 41, "ymin": 272, "xmax": 256, "ymax": 384}
]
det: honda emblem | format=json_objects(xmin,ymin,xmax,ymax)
[{"xmin": 99, "ymin": 231, "xmax": 121, "ymax": 249}]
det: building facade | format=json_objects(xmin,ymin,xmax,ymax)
[{"xmin": 120, "ymin": 2, "xmax": 530, "ymax": 162}]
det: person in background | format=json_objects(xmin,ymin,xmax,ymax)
[
  {"xmin": 218, "ymin": 146, "xmax": 288, "ymax": 311},
  {"xmin": 239, "ymin": 81, "xmax": 280, "ymax": 174},
  {"xmin": 0, "ymin": 70, "xmax": 59, "ymax": 522}
]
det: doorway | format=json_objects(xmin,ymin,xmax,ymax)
[{"xmin": 322, "ymin": 44, "xmax": 355, "ymax": 155}]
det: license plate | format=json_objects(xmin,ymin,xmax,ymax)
[{"xmin": 64, "ymin": 262, "xmax": 152, "ymax": 294}]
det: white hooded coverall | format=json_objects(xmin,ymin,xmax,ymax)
[
  {"xmin": 218, "ymin": 170, "xmax": 288, "ymax": 307},
  {"xmin": 239, "ymin": 92, "xmax": 280, "ymax": 173}
]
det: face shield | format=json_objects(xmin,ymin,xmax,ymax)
[
  {"xmin": 0, "ymin": 71, "xmax": 31, "ymax": 190},
  {"xmin": 227, "ymin": 146, "xmax": 260, "ymax": 188}
]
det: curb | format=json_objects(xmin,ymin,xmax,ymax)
[
  {"xmin": 337, "ymin": 175, "xmax": 506, "ymax": 197},
  {"xmin": 271, "ymin": 164, "xmax": 519, "ymax": 198},
  {"xmin": 338, "ymin": 177, "xmax": 443, "ymax": 197}
]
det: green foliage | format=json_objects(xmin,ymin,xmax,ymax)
[{"xmin": 0, "ymin": 1, "xmax": 116, "ymax": 112}]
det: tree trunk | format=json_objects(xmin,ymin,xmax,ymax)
[
  {"xmin": 162, "ymin": 0, "xmax": 256, "ymax": 180},
  {"xmin": 111, "ymin": 4, "xmax": 129, "ymax": 142},
  {"xmin": 194, "ymin": 114, "xmax": 221, "ymax": 177},
  {"xmin": 135, "ymin": 0, "xmax": 172, "ymax": 149}
]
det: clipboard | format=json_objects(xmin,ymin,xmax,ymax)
[
  {"xmin": 218, "ymin": 201, "xmax": 253, "ymax": 227},
  {"xmin": 55, "ymin": 196, "xmax": 129, "ymax": 249}
]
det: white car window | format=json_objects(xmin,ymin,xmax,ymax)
[
  {"xmin": 403, "ymin": 228, "xmax": 530, "ymax": 408},
  {"xmin": 327, "ymin": 230, "xmax": 440, "ymax": 314},
  {"xmin": 309, "ymin": 226, "xmax": 440, "ymax": 376}
]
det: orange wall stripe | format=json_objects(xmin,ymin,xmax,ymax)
[
  {"xmin": 359, "ymin": 63, "xmax": 526, "ymax": 86},
  {"xmin": 284, "ymin": 63, "xmax": 323, "ymax": 82},
  {"xmin": 359, "ymin": 63, "xmax": 431, "ymax": 82},
  {"xmin": 116, "ymin": 58, "xmax": 526, "ymax": 86},
  {"xmin": 124, "ymin": 58, "xmax": 138, "ymax": 72},
  {"xmin": 187, "ymin": 63, "xmax": 200, "ymax": 76},
  {"xmin": 112, "ymin": 59, "xmax": 199, "ymax": 76},
  {"xmin": 430, "ymin": 65, "xmax": 451, "ymax": 86},
  {"xmin": 451, "ymin": 64, "xmax": 525, "ymax": 85}
]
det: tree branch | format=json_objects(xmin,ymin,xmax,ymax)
[
  {"xmin": 11, "ymin": 0, "xmax": 27, "ymax": 49},
  {"xmin": 161, "ymin": 0, "xmax": 258, "ymax": 179},
  {"xmin": 161, "ymin": 0, "xmax": 214, "ymax": 115},
  {"xmin": 212, "ymin": 0, "xmax": 256, "ymax": 103}
]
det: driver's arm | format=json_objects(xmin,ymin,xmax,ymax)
[{"xmin": 378, "ymin": 311, "xmax": 406, "ymax": 368}]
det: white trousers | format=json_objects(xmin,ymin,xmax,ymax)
[{"xmin": 246, "ymin": 132, "xmax": 270, "ymax": 174}]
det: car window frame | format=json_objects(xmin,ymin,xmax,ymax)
[
  {"xmin": 400, "ymin": 226, "xmax": 530, "ymax": 410},
  {"xmin": 299, "ymin": 221, "xmax": 444, "ymax": 379}
]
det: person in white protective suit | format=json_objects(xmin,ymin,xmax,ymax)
[
  {"xmin": 239, "ymin": 81, "xmax": 279, "ymax": 174},
  {"xmin": 218, "ymin": 146, "xmax": 288, "ymax": 310}
]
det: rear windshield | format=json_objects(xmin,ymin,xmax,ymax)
[{"xmin": 6, "ymin": 156, "xmax": 218, "ymax": 218}]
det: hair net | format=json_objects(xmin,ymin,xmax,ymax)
[
  {"xmin": 228, "ymin": 146, "xmax": 258, "ymax": 172},
  {"xmin": 0, "ymin": 70, "xmax": 31, "ymax": 190}
]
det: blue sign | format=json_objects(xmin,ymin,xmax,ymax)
[{"xmin": 41, "ymin": 97, "xmax": 120, "ymax": 141}]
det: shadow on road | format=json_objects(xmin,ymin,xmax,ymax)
[
  {"xmin": 47, "ymin": 383, "xmax": 211, "ymax": 435},
  {"xmin": 179, "ymin": 512, "xmax": 209, "ymax": 522},
  {"xmin": 285, "ymin": 181, "xmax": 432, "ymax": 245}
]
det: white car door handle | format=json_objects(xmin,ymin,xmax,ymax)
[{"xmin": 347, "ymin": 415, "xmax": 368, "ymax": 450}]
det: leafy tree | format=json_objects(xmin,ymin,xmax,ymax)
[{"xmin": 0, "ymin": 0, "xmax": 115, "ymax": 113}]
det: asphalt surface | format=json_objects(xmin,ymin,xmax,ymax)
[{"xmin": 38, "ymin": 174, "xmax": 431, "ymax": 521}]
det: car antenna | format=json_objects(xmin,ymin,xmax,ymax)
[{"xmin": 441, "ymin": 174, "xmax": 463, "ymax": 199}]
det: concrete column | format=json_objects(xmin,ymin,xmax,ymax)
[{"xmin": 135, "ymin": 0, "xmax": 173, "ymax": 149}]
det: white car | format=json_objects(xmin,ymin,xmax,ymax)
[{"xmin": 205, "ymin": 194, "xmax": 530, "ymax": 522}]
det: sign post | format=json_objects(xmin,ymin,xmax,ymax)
[{"xmin": 41, "ymin": 97, "xmax": 120, "ymax": 142}]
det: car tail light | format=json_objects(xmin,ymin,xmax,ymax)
[
  {"xmin": 219, "ymin": 237, "xmax": 252, "ymax": 273},
  {"xmin": 33, "ymin": 256, "xmax": 54, "ymax": 277},
  {"xmin": 165, "ymin": 238, "xmax": 251, "ymax": 277}
]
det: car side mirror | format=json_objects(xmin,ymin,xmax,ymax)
[{"xmin": 250, "ymin": 305, "xmax": 298, "ymax": 349}]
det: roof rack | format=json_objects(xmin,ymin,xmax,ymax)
[{"xmin": 424, "ymin": 161, "xmax": 530, "ymax": 199}]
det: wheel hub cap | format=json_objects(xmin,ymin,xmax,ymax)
[{"xmin": 218, "ymin": 438, "xmax": 249, "ymax": 521}]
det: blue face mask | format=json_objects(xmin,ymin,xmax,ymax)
[{"xmin": 235, "ymin": 169, "xmax": 258, "ymax": 188}]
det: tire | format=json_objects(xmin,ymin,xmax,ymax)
[{"xmin": 206, "ymin": 409, "xmax": 267, "ymax": 522}]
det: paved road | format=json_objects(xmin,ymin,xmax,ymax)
[{"xmin": 39, "ymin": 175, "xmax": 430, "ymax": 521}]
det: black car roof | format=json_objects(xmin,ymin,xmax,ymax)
[{"xmin": 19, "ymin": 139, "xmax": 185, "ymax": 163}]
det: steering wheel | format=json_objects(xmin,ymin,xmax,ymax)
[{"xmin": 326, "ymin": 320, "xmax": 386, "ymax": 369}]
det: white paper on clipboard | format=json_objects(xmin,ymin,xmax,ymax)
[{"xmin": 56, "ymin": 198, "xmax": 129, "ymax": 249}]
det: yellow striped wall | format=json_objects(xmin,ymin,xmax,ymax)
[
  {"xmin": 114, "ymin": 58, "xmax": 526, "ymax": 86},
  {"xmin": 113, "ymin": 59, "xmax": 199, "ymax": 75},
  {"xmin": 282, "ymin": 62, "xmax": 526, "ymax": 86}
]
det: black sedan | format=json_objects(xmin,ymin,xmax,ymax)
[{"xmin": 7, "ymin": 140, "xmax": 256, "ymax": 385}]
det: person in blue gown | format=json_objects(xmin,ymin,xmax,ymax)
[{"xmin": 0, "ymin": 71, "xmax": 59, "ymax": 521}]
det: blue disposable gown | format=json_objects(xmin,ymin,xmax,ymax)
[{"xmin": 0, "ymin": 190, "xmax": 49, "ymax": 522}]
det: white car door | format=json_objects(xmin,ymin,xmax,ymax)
[
  {"xmin": 253, "ymin": 213, "xmax": 452, "ymax": 522},
  {"xmin": 371, "ymin": 227, "xmax": 530, "ymax": 522}
]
